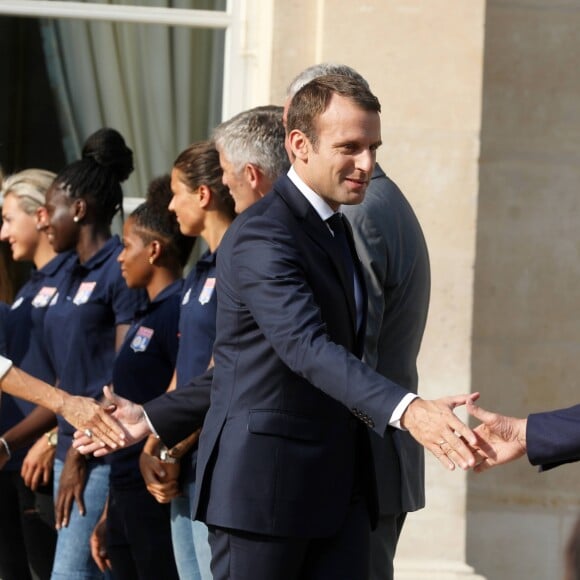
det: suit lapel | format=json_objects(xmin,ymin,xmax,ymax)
[{"xmin": 273, "ymin": 176, "xmax": 359, "ymax": 337}]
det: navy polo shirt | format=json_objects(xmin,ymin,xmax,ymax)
[
  {"xmin": 0, "ymin": 302, "xmax": 8, "ymax": 356},
  {"xmin": 175, "ymin": 249, "xmax": 217, "ymax": 388},
  {"xmin": 0, "ymin": 251, "xmax": 75, "ymax": 469},
  {"xmin": 43, "ymin": 236, "xmax": 147, "ymax": 460},
  {"xmin": 109, "ymin": 280, "xmax": 182, "ymax": 490},
  {"xmin": 174, "ymin": 249, "xmax": 218, "ymax": 483}
]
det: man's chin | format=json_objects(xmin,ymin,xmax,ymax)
[{"xmin": 341, "ymin": 189, "xmax": 367, "ymax": 206}]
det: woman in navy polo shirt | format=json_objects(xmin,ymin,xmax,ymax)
[
  {"xmin": 138, "ymin": 141, "xmax": 235, "ymax": 580},
  {"xmin": 0, "ymin": 302, "xmax": 7, "ymax": 355},
  {"xmin": 42, "ymin": 128, "xmax": 146, "ymax": 580},
  {"xmin": 0, "ymin": 169, "xmax": 75, "ymax": 580},
  {"xmin": 89, "ymin": 176, "xmax": 194, "ymax": 579}
]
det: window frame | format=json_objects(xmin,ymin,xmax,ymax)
[{"xmin": 0, "ymin": 0, "xmax": 272, "ymax": 211}]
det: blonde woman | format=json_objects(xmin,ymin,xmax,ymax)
[{"xmin": 0, "ymin": 169, "xmax": 74, "ymax": 579}]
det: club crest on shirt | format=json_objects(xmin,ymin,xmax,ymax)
[
  {"xmin": 198, "ymin": 277, "xmax": 216, "ymax": 305},
  {"xmin": 31, "ymin": 286, "xmax": 58, "ymax": 308},
  {"xmin": 130, "ymin": 326, "xmax": 154, "ymax": 353},
  {"xmin": 10, "ymin": 297, "xmax": 24, "ymax": 310},
  {"xmin": 182, "ymin": 288, "xmax": 192, "ymax": 306},
  {"xmin": 73, "ymin": 281, "xmax": 97, "ymax": 305}
]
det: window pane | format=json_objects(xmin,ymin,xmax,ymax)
[{"xmin": 0, "ymin": 15, "xmax": 225, "ymax": 201}]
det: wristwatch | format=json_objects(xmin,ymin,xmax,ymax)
[
  {"xmin": 46, "ymin": 431, "xmax": 58, "ymax": 447},
  {"xmin": 159, "ymin": 446, "xmax": 178, "ymax": 464}
]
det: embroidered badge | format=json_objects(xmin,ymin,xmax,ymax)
[
  {"xmin": 32, "ymin": 286, "xmax": 58, "ymax": 308},
  {"xmin": 49, "ymin": 291, "xmax": 59, "ymax": 306},
  {"xmin": 10, "ymin": 297, "xmax": 24, "ymax": 310},
  {"xmin": 182, "ymin": 288, "xmax": 192, "ymax": 306},
  {"xmin": 130, "ymin": 326, "xmax": 154, "ymax": 353},
  {"xmin": 73, "ymin": 281, "xmax": 97, "ymax": 305},
  {"xmin": 198, "ymin": 277, "xmax": 216, "ymax": 305}
]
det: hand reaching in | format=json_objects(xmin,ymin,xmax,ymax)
[{"xmin": 467, "ymin": 400, "xmax": 527, "ymax": 473}]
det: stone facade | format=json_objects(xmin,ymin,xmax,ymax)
[{"xmin": 262, "ymin": 1, "xmax": 580, "ymax": 578}]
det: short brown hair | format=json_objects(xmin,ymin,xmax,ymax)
[{"xmin": 286, "ymin": 73, "xmax": 381, "ymax": 149}]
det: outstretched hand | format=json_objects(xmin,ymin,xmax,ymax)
[
  {"xmin": 467, "ymin": 400, "xmax": 528, "ymax": 473},
  {"xmin": 401, "ymin": 393, "xmax": 480, "ymax": 471},
  {"xmin": 60, "ymin": 393, "xmax": 126, "ymax": 450},
  {"xmin": 73, "ymin": 386, "xmax": 152, "ymax": 456}
]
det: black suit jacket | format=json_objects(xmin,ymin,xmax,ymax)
[{"xmin": 149, "ymin": 174, "xmax": 411, "ymax": 539}]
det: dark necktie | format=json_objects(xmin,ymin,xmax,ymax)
[{"xmin": 326, "ymin": 212, "xmax": 355, "ymax": 292}]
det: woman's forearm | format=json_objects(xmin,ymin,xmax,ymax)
[
  {"xmin": 0, "ymin": 355, "xmax": 126, "ymax": 449},
  {"xmin": 0, "ymin": 357, "xmax": 68, "ymax": 415}
]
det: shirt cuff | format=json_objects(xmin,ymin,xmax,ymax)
[
  {"xmin": 389, "ymin": 393, "xmax": 420, "ymax": 430},
  {"xmin": 0, "ymin": 355, "xmax": 13, "ymax": 382},
  {"xmin": 143, "ymin": 409, "xmax": 160, "ymax": 439}
]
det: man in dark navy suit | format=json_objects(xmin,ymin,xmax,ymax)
[
  {"xmin": 76, "ymin": 74, "xmax": 478, "ymax": 580},
  {"xmin": 285, "ymin": 63, "xmax": 431, "ymax": 580},
  {"xmin": 177, "ymin": 74, "xmax": 475, "ymax": 580}
]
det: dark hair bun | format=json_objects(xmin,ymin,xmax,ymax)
[{"xmin": 82, "ymin": 128, "xmax": 134, "ymax": 183}]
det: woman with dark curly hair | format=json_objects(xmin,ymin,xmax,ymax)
[{"xmin": 42, "ymin": 128, "xmax": 146, "ymax": 580}]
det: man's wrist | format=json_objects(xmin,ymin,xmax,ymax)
[
  {"xmin": 392, "ymin": 393, "xmax": 420, "ymax": 430},
  {"xmin": 518, "ymin": 418, "xmax": 528, "ymax": 452},
  {"xmin": 143, "ymin": 409, "xmax": 159, "ymax": 438}
]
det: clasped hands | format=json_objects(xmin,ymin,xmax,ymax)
[{"xmin": 400, "ymin": 393, "xmax": 527, "ymax": 473}]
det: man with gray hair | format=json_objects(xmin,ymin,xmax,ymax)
[
  {"xmin": 284, "ymin": 64, "xmax": 431, "ymax": 580},
  {"xmin": 213, "ymin": 105, "xmax": 289, "ymax": 214}
]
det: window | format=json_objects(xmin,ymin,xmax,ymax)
[
  {"xmin": 0, "ymin": 0, "xmax": 273, "ymax": 286},
  {"xmin": 0, "ymin": 0, "xmax": 261, "ymax": 208}
]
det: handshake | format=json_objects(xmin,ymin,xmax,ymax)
[
  {"xmin": 397, "ymin": 393, "xmax": 527, "ymax": 473},
  {"xmin": 71, "ymin": 387, "xmax": 528, "ymax": 475}
]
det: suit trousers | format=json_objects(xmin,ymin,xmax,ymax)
[
  {"xmin": 369, "ymin": 512, "xmax": 407, "ymax": 580},
  {"xmin": 208, "ymin": 494, "xmax": 370, "ymax": 580}
]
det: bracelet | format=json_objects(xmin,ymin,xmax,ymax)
[{"xmin": 0, "ymin": 437, "xmax": 11, "ymax": 459}]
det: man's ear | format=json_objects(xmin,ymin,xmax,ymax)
[
  {"xmin": 287, "ymin": 129, "xmax": 310, "ymax": 162},
  {"xmin": 244, "ymin": 163, "xmax": 262, "ymax": 191}
]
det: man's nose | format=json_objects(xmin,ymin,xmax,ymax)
[{"xmin": 356, "ymin": 149, "xmax": 375, "ymax": 173}]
